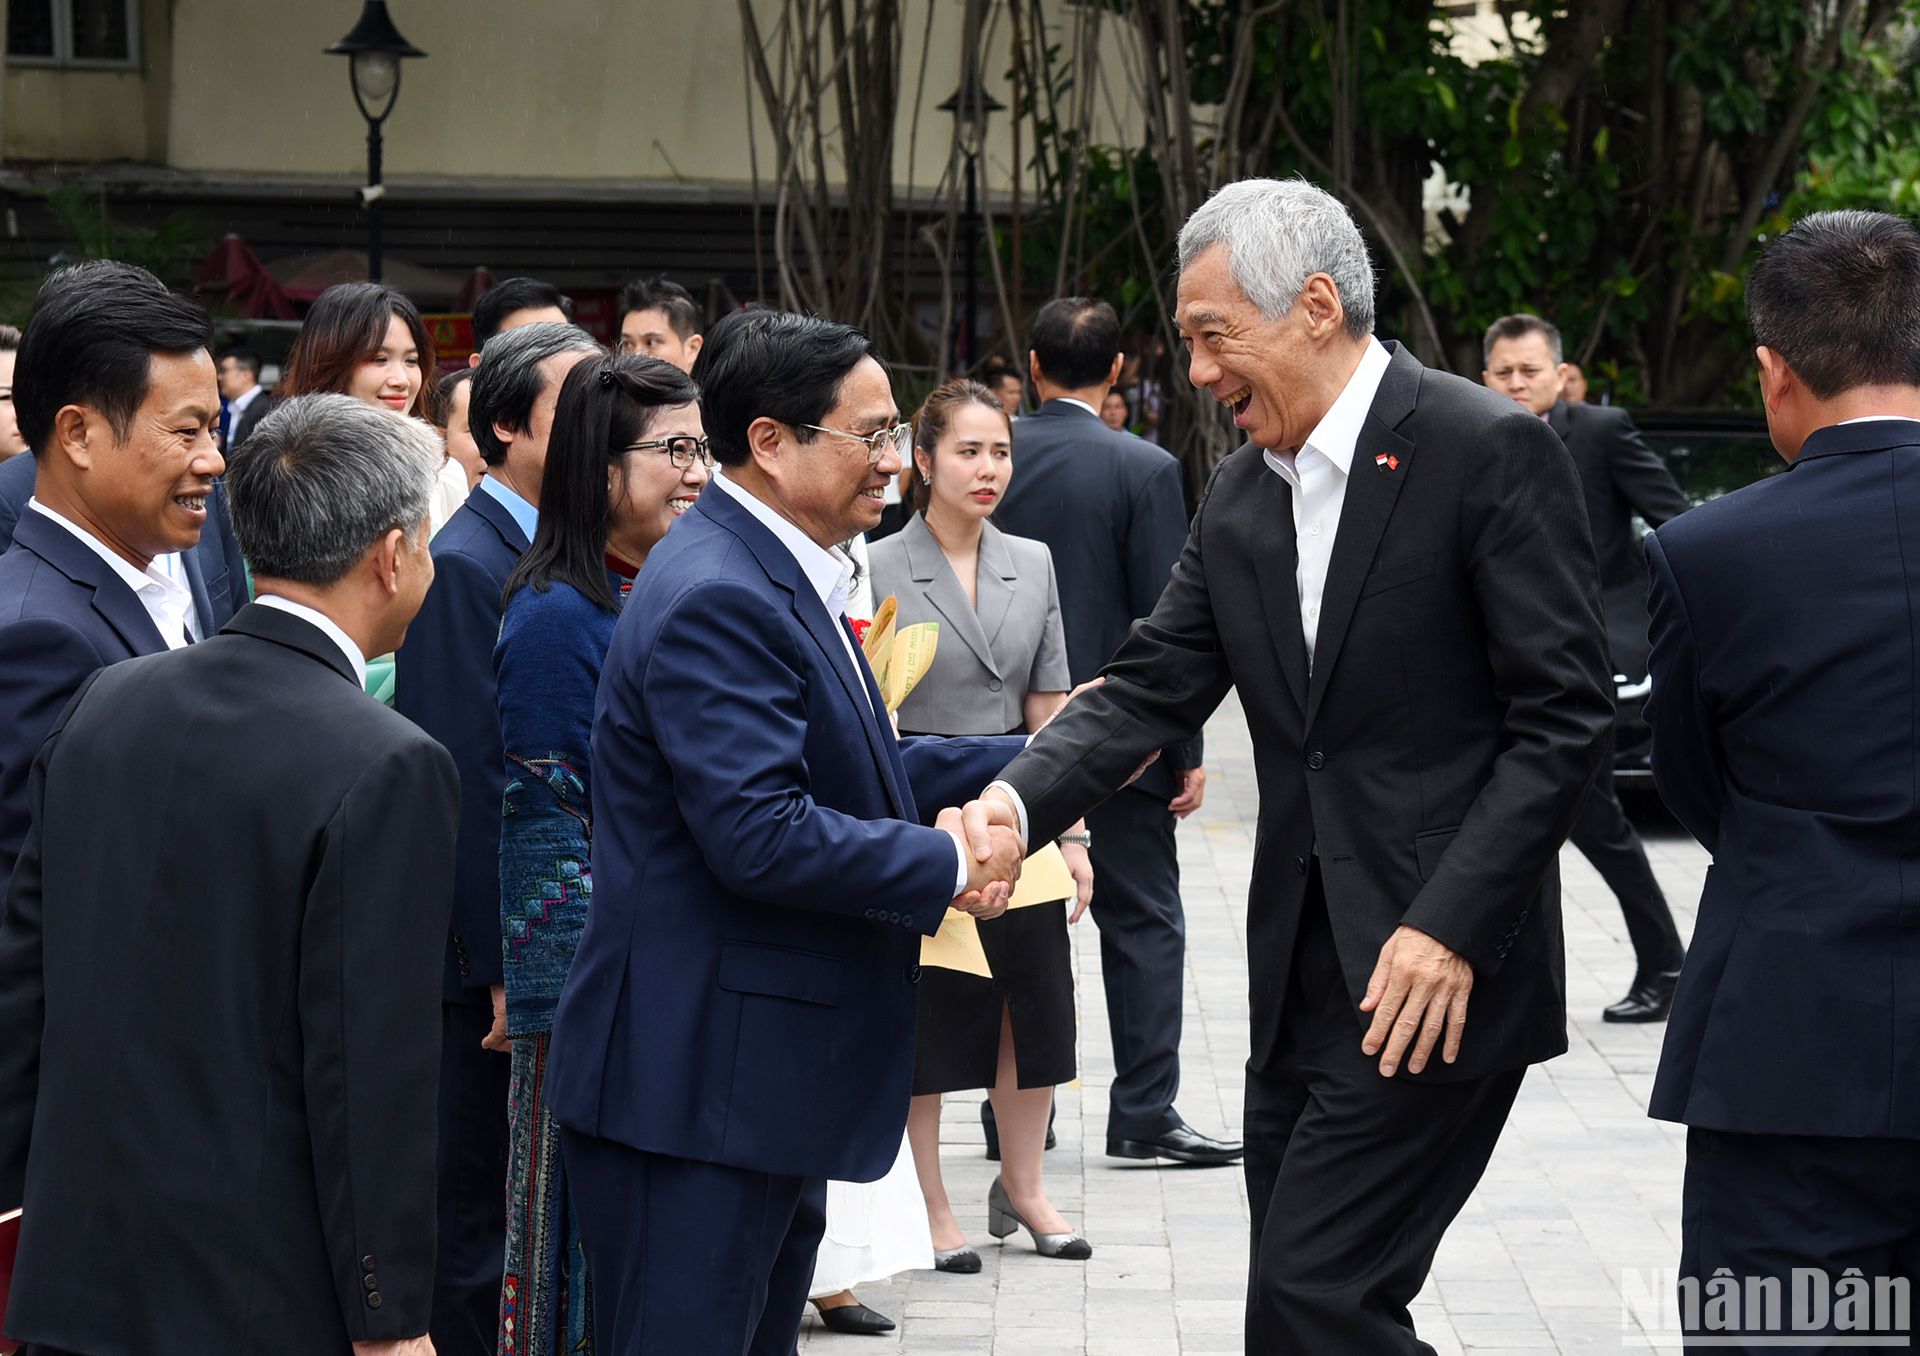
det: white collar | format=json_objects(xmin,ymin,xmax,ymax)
[
  {"xmin": 252, "ymin": 595, "xmax": 370, "ymax": 688},
  {"xmin": 710, "ymin": 471, "xmax": 856, "ymax": 615},
  {"xmin": 1054, "ymin": 396, "xmax": 1101, "ymax": 419},
  {"xmin": 229, "ymin": 384, "xmax": 264, "ymax": 413},
  {"xmin": 27, "ymin": 496, "xmax": 190, "ymax": 603},
  {"xmin": 1264, "ymin": 336, "xmax": 1392, "ymax": 477},
  {"xmin": 1838, "ymin": 415, "xmax": 1920, "ymax": 426}
]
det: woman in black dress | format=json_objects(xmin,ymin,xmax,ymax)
[{"xmin": 868, "ymin": 379, "xmax": 1095, "ymax": 1268}]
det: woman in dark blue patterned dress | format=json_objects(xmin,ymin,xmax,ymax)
[{"xmin": 494, "ymin": 354, "xmax": 709, "ymax": 1355}]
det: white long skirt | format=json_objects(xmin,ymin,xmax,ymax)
[{"xmin": 807, "ymin": 1131, "xmax": 932, "ymax": 1296}]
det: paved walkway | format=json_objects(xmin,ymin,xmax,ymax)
[{"xmin": 801, "ymin": 689, "xmax": 1705, "ymax": 1354}]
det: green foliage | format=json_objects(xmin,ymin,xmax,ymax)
[
  {"xmin": 38, "ymin": 186, "xmax": 209, "ymax": 290},
  {"xmin": 1009, "ymin": 0, "xmax": 1920, "ymax": 412}
]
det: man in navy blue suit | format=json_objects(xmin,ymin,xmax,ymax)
[
  {"xmin": 392, "ymin": 319, "xmax": 602, "ymax": 1356},
  {"xmin": 0, "ymin": 432, "xmax": 248, "ymax": 639},
  {"xmin": 545, "ymin": 309, "xmax": 1027, "ymax": 1355},
  {"xmin": 1646, "ymin": 209, "xmax": 1920, "ymax": 1346},
  {"xmin": 0, "ymin": 260, "xmax": 221, "ymax": 906}
]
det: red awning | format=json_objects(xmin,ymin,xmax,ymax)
[{"xmin": 192, "ymin": 233, "xmax": 297, "ymax": 320}]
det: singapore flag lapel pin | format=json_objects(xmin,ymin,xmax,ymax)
[{"xmin": 1374, "ymin": 452, "xmax": 1400, "ymax": 472}]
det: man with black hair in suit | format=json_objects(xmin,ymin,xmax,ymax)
[
  {"xmin": 0, "ymin": 260, "xmax": 223, "ymax": 909},
  {"xmin": 0, "ymin": 393, "xmax": 455, "ymax": 1356},
  {"xmin": 1646, "ymin": 208, "xmax": 1920, "ymax": 1348},
  {"xmin": 992, "ymin": 295, "xmax": 1240, "ymax": 1167},
  {"xmin": 616, "ymin": 275, "xmax": 705, "ymax": 372},
  {"xmin": 394, "ymin": 319, "xmax": 602, "ymax": 1356},
  {"xmin": 468, "ymin": 276, "xmax": 574, "ymax": 365},
  {"xmin": 1483, "ymin": 312, "xmax": 1690, "ymax": 1023},
  {"xmin": 959, "ymin": 178, "xmax": 1613, "ymax": 1353}
]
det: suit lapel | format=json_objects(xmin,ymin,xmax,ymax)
[
  {"xmin": 976, "ymin": 523, "xmax": 1019, "ymax": 649},
  {"xmin": 466, "ymin": 483, "xmax": 533, "ymax": 554},
  {"xmin": 698, "ymin": 489, "xmax": 912, "ymax": 819},
  {"xmin": 1249, "ymin": 469, "xmax": 1309, "ymax": 713},
  {"xmin": 792, "ymin": 590, "xmax": 911, "ymax": 818},
  {"xmin": 180, "ymin": 548, "xmax": 215, "ymax": 638},
  {"xmin": 14, "ymin": 512, "xmax": 167, "ymax": 655},
  {"xmin": 1304, "ymin": 345, "xmax": 1420, "ymax": 731},
  {"xmin": 903, "ymin": 515, "xmax": 1000, "ymax": 678}
]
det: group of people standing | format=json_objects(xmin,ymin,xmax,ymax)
[{"xmin": 0, "ymin": 175, "xmax": 1915, "ymax": 1356}]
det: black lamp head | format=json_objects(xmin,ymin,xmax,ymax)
[{"xmin": 327, "ymin": 1, "xmax": 425, "ymax": 123}]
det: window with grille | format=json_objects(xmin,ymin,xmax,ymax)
[{"xmin": 7, "ymin": 0, "xmax": 139, "ymax": 70}]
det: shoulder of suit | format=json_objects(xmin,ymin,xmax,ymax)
[
  {"xmin": 0, "ymin": 544, "xmax": 100, "ymax": 623},
  {"xmin": 994, "ymin": 527, "xmax": 1056, "ymax": 573}
]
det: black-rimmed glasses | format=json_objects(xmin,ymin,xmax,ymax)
[
  {"xmin": 622, "ymin": 435, "xmax": 714, "ymax": 469},
  {"xmin": 801, "ymin": 421, "xmax": 913, "ymax": 466}
]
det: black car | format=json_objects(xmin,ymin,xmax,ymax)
[{"xmin": 1613, "ymin": 409, "xmax": 1781, "ymax": 783}]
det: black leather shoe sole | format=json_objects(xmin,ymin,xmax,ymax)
[
  {"xmin": 814, "ymin": 1302, "xmax": 897, "ymax": 1334},
  {"xmin": 1106, "ymin": 1136, "xmax": 1243, "ymax": 1165}
]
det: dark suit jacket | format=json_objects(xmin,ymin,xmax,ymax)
[
  {"xmin": 0, "ymin": 511, "xmax": 173, "ymax": 905},
  {"xmin": 992, "ymin": 398, "xmax": 1199, "ymax": 796},
  {"xmin": 0, "ymin": 603, "xmax": 459, "ymax": 1353},
  {"xmin": 546, "ymin": 486, "xmax": 1023, "ymax": 1183},
  {"xmin": 1645, "ymin": 419, "xmax": 1920, "ymax": 1138},
  {"xmin": 999, "ymin": 344, "xmax": 1614, "ymax": 1082},
  {"xmin": 1548, "ymin": 399, "xmax": 1689, "ymax": 679},
  {"xmin": 395, "ymin": 485, "xmax": 528, "ymax": 1002},
  {"xmin": 0, "ymin": 449, "xmax": 249, "ymax": 641},
  {"xmin": 227, "ymin": 388, "xmax": 275, "ymax": 453}
]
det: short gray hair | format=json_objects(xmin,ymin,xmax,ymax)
[
  {"xmin": 1177, "ymin": 178, "xmax": 1376, "ymax": 338},
  {"xmin": 226, "ymin": 393, "xmax": 441, "ymax": 586},
  {"xmin": 469, "ymin": 321, "xmax": 603, "ymax": 467}
]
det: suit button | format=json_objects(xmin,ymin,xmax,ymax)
[
  {"xmin": 366, "ymin": 1292, "xmax": 383, "ymax": 1309},
  {"xmin": 1306, "ymin": 751, "xmax": 1326, "ymax": 770},
  {"xmin": 987, "ymin": 678, "xmax": 1003, "ymax": 692},
  {"xmin": 862, "ymin": 908, "xmax": 875, "ymax": 919},
  {"xmin": 1293, "ymin": 855, "xmax": 1307, "ymax": 875},
  {"xmin": 362, "ymin": 1273, "xmax": 379, "ymax": 1291},
  {"xmin": 908, "ymin": 965, "xmax": 921, "ymax": 984},
  {"xmin": 360, "ymin": 1254, "xmax": 376, "ymax": 1273}
]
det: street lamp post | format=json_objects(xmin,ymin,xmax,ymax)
[
  {"xmin": 940, "ymin": 74, "xmax": 1004, "ymax": 370},
  {"xmin": 326, "ymin": 2, "xmax": 425, "ymax": 284}
]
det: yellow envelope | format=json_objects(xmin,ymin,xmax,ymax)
[
  {"xmin": 921, "ymin": 908, "xmax": 992, "ymax": 977},
  {"xmin": 883, "ymin": 622, "xmax": 939, "ymax": 711},
  {"xmin": 1009, "ymin": 842, "xmax": 1075, "ymax": 908},
  {"xmin": 862, "ymin": 595, "xmax": 897, "ymax": 665}
]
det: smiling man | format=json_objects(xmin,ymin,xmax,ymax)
[
  {"xmin": 545, "ymin": 306, "xmax": 1030, "ymax": 1356},
  {"xmin": 0, "ymin": 260, "xmax": 220, "ymax": 905},
  {"xmin": 958, "ymin": 177, "xmax": 1614, "ymax": 1353}
]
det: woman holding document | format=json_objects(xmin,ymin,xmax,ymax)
[{"xmin": 869, "ymin": 378, "xmax": 1095, "ymax": 1269}]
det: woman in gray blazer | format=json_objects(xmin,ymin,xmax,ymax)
[{"xmin": 869, "ymin": 378, "xmax": 1095, "ymax": 1270}]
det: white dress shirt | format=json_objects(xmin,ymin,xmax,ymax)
[
  {"xmin": 28, "ymin": 497, "xmax": 197, "ymax": 648},
  {"xmin": 710, "ymin": 472, "xmax": 972, "ymax": 896},
  {"xmin": 253, "ymin": 594, "xmax": 370, "ymax": 688},
  {"xmin": 1261, "ymin": 336, "xmax": 1392, "ymax": 666}
]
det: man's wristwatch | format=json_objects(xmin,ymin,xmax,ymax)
[{"xmin": 1056, "ymin": 830, "xmax": 1092, "ymax": 849}]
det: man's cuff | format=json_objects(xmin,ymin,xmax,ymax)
[
  {"xmin": 985, "ymin": 780, "xmax": 1031, "ymax": 845},
  {"xmin": 948, "ymin": 833, "xmax": 970, "ymax": 898}
]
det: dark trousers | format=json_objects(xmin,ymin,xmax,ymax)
[
  {"xmin": 1679, "ymin": 1127, "xmax": 1920, "ymax": 1352},
  {"xmin": 1086, "ymin": 784, "xmax": 1185, "ymax": 1139},
  {"xmin": 432, "ymin": 996, "xmax": 511, "ymax": 1356},
  {"xmin": 561, "ymin": 1129, "xmax": 827, "ymax": 1356},
  {"xmin": 1243, "ymin": 877, "xmax": 1525, "ymax": 1354},
  {"xmin": 1570, "ymin": 757, "xmax": 1683, "ymax": 972}
]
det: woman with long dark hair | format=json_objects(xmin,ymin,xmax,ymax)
[
  {"xmin": 281, "ymin": 282, "xmax": 473, "ymax": 533},
  {"xmin": 493, "ymin": 353, "xmax": 707, "ymax": 1356}
]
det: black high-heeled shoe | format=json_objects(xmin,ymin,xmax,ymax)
[{"xmin": 810, "ymin": 1298, "xmax": 897, "ymax": 1334}]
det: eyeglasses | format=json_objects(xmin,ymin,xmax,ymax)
[
  {"xmin": 622, "ymin": 435, "xmax": 715, "ymax": 470},
  {"xmin": 801, "ymin": 421, "xmax": 913, "ymax": 466}
]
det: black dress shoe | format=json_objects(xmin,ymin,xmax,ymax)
[
  {"xmin": 1603, "ymin": 963, "xmax": 1683, "ymax": 1023},
  {"xmin": 981, "ymin": 1097, "xmax": 1056, "ymax": 1161},
  {"xmin": 1107, "ymin": 1120, "xmax": 1242, "ymax": 1165},
  {"xmin": 811, "ymin": 1300, "xmax": 897, "ymax": 1334}
]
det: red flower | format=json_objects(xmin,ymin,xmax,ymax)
[{"xmin": 849, "ymin": 618, "xmax": 872, "ymax": 643}]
